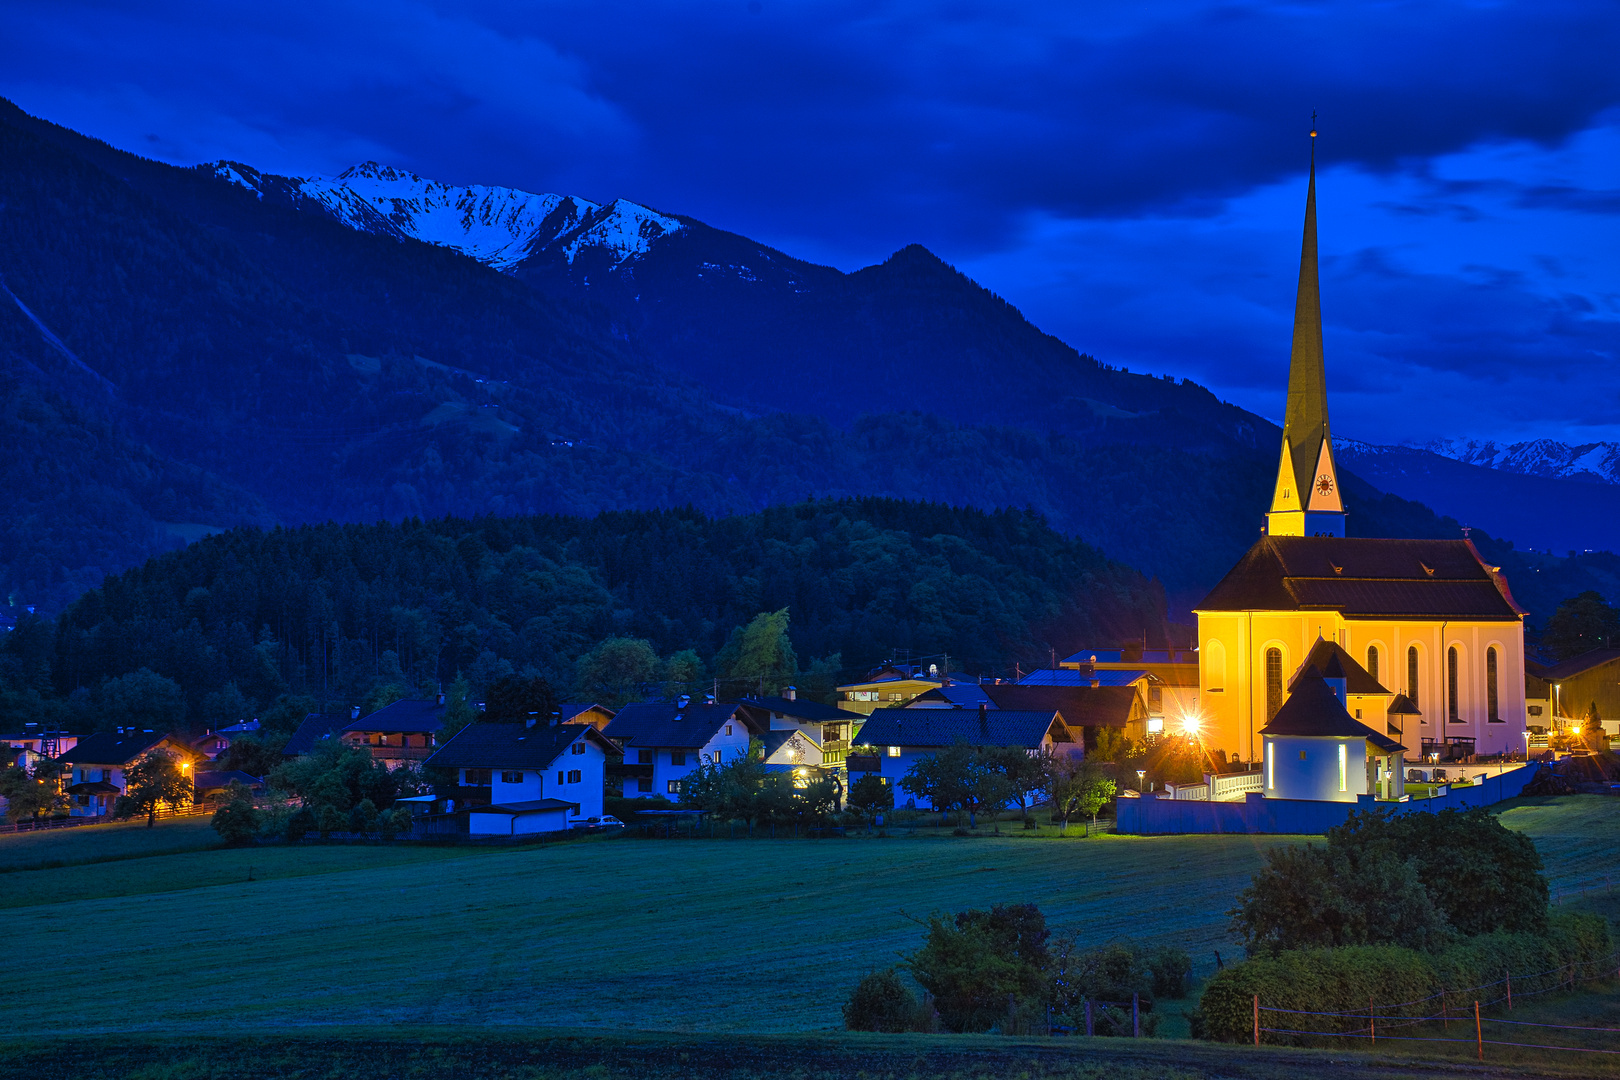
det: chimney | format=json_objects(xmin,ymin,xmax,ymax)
[
  {"xmin": 1090, "ymin": 675, "xmax": 1100, "ymax": 689},
  {"xmin": 786, "ymin": 686, "xmax": 796, "ymax": 701},
  {"xmin": 526, "ymin": 712, "xmax": 538, "ymax": 729},
  {"xmin": 978, "ymin": 702, "xmax": 988, "ymax": 735},
  {"xmin": 437, "ymin": 691, "xmax": 445, "ymax": 707},
  {"xmin": 678, "ymin": 695, "xmax": 690, "ymax": 709},
  {"xmin": 351, "ymin": 705, "xmax": 361, "ymax": 720},
  {"xmin": 704, "ymin": 694, "xmax": 716, "ymax": 706}
]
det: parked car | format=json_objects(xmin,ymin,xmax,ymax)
[{"xmin": 574, "ymin": 815, "xmax": 625, "ymax": 832}]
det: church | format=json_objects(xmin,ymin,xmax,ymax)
[{"xmin": 1193, "ymin": 132, "xmax": 1529, "ymax": 777}]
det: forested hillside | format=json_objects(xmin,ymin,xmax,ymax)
[{"xmin": 0, "ymin": 500, "xmax": 1166, "ymax": 735}]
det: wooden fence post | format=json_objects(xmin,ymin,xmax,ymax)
[
  {"xmin": 1369, "ymin": 997, "xmax": 1375, "ymax": 1044},
  {"xmin": 1133, "ymin": 993, "xmax": 1139, "ymax": 1038},
  {"xmin": 1253, "ymin": 994, "xmax": 1259, "ymax": 1046},
  {"xmin": 1506, "ymin": 971, "xmax": 1512, "ymax": 1010},
  {"xmin": 1085, "ymin": 999, "xmax": 1093, "ymax": 1038},
  {"xmin": 1474, "ymin": 1001, "xmax": 1482, "ymax": 1061}
]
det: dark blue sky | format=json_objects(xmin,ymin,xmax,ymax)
[{"xmin": 5, "ymin": 0, "xmax": 1618, "ymax": 446}]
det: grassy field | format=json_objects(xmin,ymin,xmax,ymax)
[
  {"xmin": 0, "ymin": 815, "xmax": 219, "ymax": 871},
  {"xmin": 1, "ymin": 794, "xmax": 1615, "ymax": 1067}
]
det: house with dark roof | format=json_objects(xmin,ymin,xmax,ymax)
[
  {"xmin": 191, "ymin": 719, "xmax": 258, "ymax": 761},
  {"xmin": 57, "ymin": 730, "xmax": 200, "ymax": 816},
  {"xmin": 736, "ymin": 691, "xmax": 864, "ymax": 770},
  {"xmin": 1526, "ymin": 649, "xmax": 1620, "ymax": 744},
  {"xmin": 1261, "ymin": 671, "xmax": 1406, "ymax": 802},
  {"xmin": 602, "ymin": 701, "xmax": 761, "ymax": 800},
  {"xmin": 848, "ymin": 705, "xmax": 1078, "ymax": 809},
  {"xmin": 903, "ymin": 682, "xmax": 1147, "ymax": 750},
  {"xmin": 282, "ymin": 710, "xmax": 353, "ymax": 758},
  {"xmin": 341, "ymin": 698, "xmax": 445, "ymax": 769},
  {"xmin": 1058, "ymin": 646, "xmax": 1201, "ymax": 733},
  {"xmin": 1, "ymin": 725, "xmax": 77, "ymax": 772},
  {"xmin": 1192, "ymin": 141, "xmax": 1531, "ymax": 770},
  {"xmin": 424, "ymin": 721, "xmax": 619, "ymax": 828}
]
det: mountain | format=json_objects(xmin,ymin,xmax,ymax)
[
  {"xmin": 1422, "ymin": 438, "xmax": 1620, "ymax": 487},
  {"xmin": 2, "ymin": 95, "xmax": 1617, "ymax": 635}
]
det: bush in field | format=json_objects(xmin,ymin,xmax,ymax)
[
  {"xmin": 210, "ymin": 783, "xmax": 260, "ymax": 845},
  {"xmin": 909, "ymin": 903, "xmax": 1051, "ymax": 1032},
  {"xmin": 1199, "ymin": 913, "xmax": 1611, "ymax": 1043},
  {"xmin": 848, "ymin": 774, "xmax": 893, "ymax": 823},
  {"xmin": 842, "ymin": 969, "xmax": 921, "ymax": 1032},
  {"xmin": 1146, "ymin": 945, "xmax": 1192, "ymax": 999},
  {"xmin": 1232, "ymin": 807, "xmax": 1546, "ymax": 955}
]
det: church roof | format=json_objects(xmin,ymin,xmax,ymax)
[
  {"xmin": 1288, "ymin": 639, "xmax": 1388, "ymax": 695},
  {"xmin": 1261, "ymin": 673, "xmax": 1404, "ymax": 753},
  {"xmin": 1196, "ymin": 537, "xmax": 1526, "ymax": 621}
]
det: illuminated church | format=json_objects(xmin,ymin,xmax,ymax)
[{"xmin": 1193, "ymin": 132, "xmax": 1528, "ymax": 778}]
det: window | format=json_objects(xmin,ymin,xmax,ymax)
[
  {"xmin": 557, "ymin": 771, "xmax": 565, "ymax": 785},
  {"xmin": 667, "ymin": 780, "xmax": 682, "ymax": 795},
  {"xmin": 725, "ymin": 724, "xmax": 733, "ymax": 735},
  {"xmin": 711, "ymin": 750, "xmax": 721, "ymax": 764},
  {"xmin": 1337, "ymin": 743, "xmax": 1347, "ymax": 792},
  {"xmin": 670, "ymin": 751, "xmax": 686, "ymax": 767},
  {"xmin": 1146, "ymin": 716, "xmax": 1164, "ymax": 734},
  {"xmin": 1204, "ymin": 639, "xmax": 1226, "ymax": 693},
  {"xmin": 464, "ymin": 769, "xmax": 491, "ymax": 786},
  {"xmin": 500, "ymin": 771, "xmax": 523, "ymax": 784},
  {"xmin": 571, "ymin": 742, "xmax": 585, "ymax": 755},
  {"xmin": 1265, "ymin": 744, "xmax": 1273, "ymax": 789},
  {"xmin": 1458, "ymin": 647, "xmax": 1470, "ymax": 722},
  {"xmin": 886, "ymin": 745, "xmax": 901, "ymax": 757},
  {"xmin": 1408, "ymin": 646, "xmax": 1420, "ymax": 712},
  {"xmin": 1148, "ymin": 685, "xmax": 1163, "ymax": 710},
  {"xmin": 1366, "ymin": 645, "xmax": 1379, "ymax": 685},
  {"xmin": 636, "ymin": 778, "xmax": 652, "ymax": 793},
  {"xmin": 637, "ymin": 749, "xmax": 652, "ymax": 765},
  {"xmin": 1487, "ymin": 647, "xmax": 1500, "ymax": 722},
  {"xmin": 568, "ymin": 769, "xmax": 582, "ymax": 784},
  {"xmin": 1265, "ymin": 648, "xmax": 1283, "ymax": 721}
]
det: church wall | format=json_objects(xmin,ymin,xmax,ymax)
[{"xmin": 1197, "ymin": 611, "xmax": 1524, "ymax": 764}]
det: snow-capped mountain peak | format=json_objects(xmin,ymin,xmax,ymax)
[{"xmin": 207, "ymin": 160, "xmax": 683, "ymax": 273}]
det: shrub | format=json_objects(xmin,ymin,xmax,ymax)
[
  {"xmin": 284, "ymin": 806, "xmax": 316, "ymax": 842},
  {"xmin": 211, "ymin": 795, "xmax": 261, "ymax": 845},
  {"xmin": 1146, "ymin": 946, "xmax": 1192, "ymax": 999},
  {"xmin": 1199, "ymin": 914, "xmax": 1612, "ymax": 1043},
  {"xmin": 842, "ymin": 969, "xmax": 921, "ymax": 1032},
  {"xmin": 909, "ymin": 904, "xmax": 1051, "ymax": 1032}
]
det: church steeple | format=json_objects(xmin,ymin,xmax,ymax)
[{"xmin": 1267, "ymin": 122, "xmax": 1345, "ymax": 538}]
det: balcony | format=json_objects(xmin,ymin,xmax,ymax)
[
  {"xmin": 366, "ymin": 745, "xmax": 435, "ymax": 763},
  {"xmin": 847, "ymin": 754, "xmax": 880, "ymax": 774},
  {"xmin": 608, "ymin": 762, "xmax": 655, "ymax": 779}
]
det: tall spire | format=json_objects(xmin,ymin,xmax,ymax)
[{"xmin": 1267, "ymin": 118, "xmax": 1345, "ymax": 537}]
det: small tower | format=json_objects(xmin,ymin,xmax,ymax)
[{"xmin": 1267, "ymin": 122, "xmax": 1345, "ymax": 538}]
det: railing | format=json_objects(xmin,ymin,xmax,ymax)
[
  {"xmin": 819, "ymin": 738, "xmax": 850, "ymax": 754},
  {"xmin": 0, "ymin": 800, "xmax": 216, "ymax": 834},
  {"xmin": 1164, "ymin": 781, "xmax": 1209, "ymax": 801},
  {"xmin": 1210, "ymin": 771, "xmax": 1264, "ymax": 801},
  {"xmin": 365, "ymin": 746, "xmax": 435, "ymax": 762}
]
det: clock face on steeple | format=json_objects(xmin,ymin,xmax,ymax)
[{"xmin": 1316, "ymin": 474, "xmax": 1335, "ymax": 496}]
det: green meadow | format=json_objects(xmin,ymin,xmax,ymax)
[{"xmin": 0, "ymin": 796, "xmax": 1616, "ymax": 1077}]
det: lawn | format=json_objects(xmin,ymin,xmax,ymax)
[
  {"xmin": 0, "ymin": 815, "xmax": 219, "ymax": 871},
  {"xmin": 2, "ymin": 794, "xmax": 1615, "ymax": 1058}
]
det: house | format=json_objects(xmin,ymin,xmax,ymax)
[
  {"xmin": 1261, "ymin": 670, "xmax": 1406, "ymax": 802},
  {"xmin": 191, "ymin": 720, "xmax": 258, "ymax": 761},
  {"xmin": 847, "ymin": 705, "xmax": 1079, "ymax": 809},
  {"xmin": 56, "ymin": 730, "xmax": 200, "ymax": 817},
  {"xmin": 903, "ymin": 682, "xmax": 1148, "ymax": 750},
  {"xmin": 282, "ymin": 710, "xmax": 353, "ymax": 757},
  {"xmin": 602, "ymin": 700, "xmax": 761, "ymax": 800},
  {"xmin": 558, "ymin": 703, "xmax": 617, "ymax": 731},
  {"xmin": 1054, "ymin": 645, "xmax": 1202, "ymax": 732},
  {"xmin": 341, "ymin": 698, "xmax": 444, "ymax": 769},
  {"xmin": 1193, "ymin": 146, "xmax": 1528, "ymax": 767},
  {"xmin": 1525, "ymin": 649, "xmax": 1620, "ymax": 744},
  {"xmin": 836, "ymin": 664, "xmax": 969, "ymax": 716},
  {"xmin": 1, "ymin": 724, "xmax": 77, "ymax": 771},
  {"xmin": 735, "ymin": 690, "xmax": 864, "ymax": 769},
  {"xmin": 193, "ymin": 769, "xmax": 265, "ymax": 801},
  {"xmin": 423, "ymin": 721, "xmax": 618, "ymax": 829}
]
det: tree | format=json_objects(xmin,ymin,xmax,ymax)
[
  {"xmin": 210, "ymin": 782, "xmax": 260, "ymax": 844},
  {"xmin": 95, "ymin": 668, "xmax": 186, "ymax": 734},
  {"xmin": 663, "ymin": 649, "xmax": 706, "ymax": 698},
  {"xmin": 217, "ymin": 734, "xmax": 282, "ymax": 779},
  {"xmin": 849, "ymin": 773, "xmax": 894, "ymax": 826},
  {"xmin": 1048, "ymin": 755, "xmax": 1116, "ymax": 829},
  {"xmin": 573, "ymin": 638, "xmax": 660, "ymax": 706},
  {"xmin": 843, "ymin": 969, "xmax": 921, "ymax": 1032},
  {"xmin": 1541, "ymin": 591, "xmax": 1620, "ymax": 661},
  {"xmin": 483, "ymin": 674, "xmax": 557, "ymax": 724},
  {"xmin": 908, "ymin": 904, "xmax": 1051, "ymax": 1032},
  {"xmin": 900, "ymin": 741, "xmax": 977, "ymax": 824},
  {"xmin": 1583, "ymin": 703, "xmax": 1608, "ymax": 750},
  {"xmin": 985, "ymin": 745, "xmax": 1047, "ymax": 821},
  {"xmin": 1088, "ymin": 727, "xmax": 1133, "ymax": 763},
  {"xmin": 0, "ymin": 762, "xmax": 67, "ymax": 822},
  {"xmin": 715, "ymin": 608, "xmax": 799, "ymax": 693},
  {"xmin": 124, "ymin": 750, "xmax": 194, "ymax": 827}
]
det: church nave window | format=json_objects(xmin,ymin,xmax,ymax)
[
  {"xmin": 1407, "ymin": 646, "xmax": 1420, "ymax": 713},
  {"xmin": 1487, "ymin": 647, "xmax": 1500, "ymax": 722},
  {"xmin": 1366, "ymin": 645, "xmax": 1379, "ymax": 685},
  {"xmin": 1265, "ymin": 648, "xmax": 1283, "ymax": 722},
  {"xmin": 1447, "ymin": 647, "xmax": 1461, "ymax": 723}
]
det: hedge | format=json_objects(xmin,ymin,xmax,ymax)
[{"xmin": 1199, "ymin": 913, "xmax": 1613, "ymax": 1043}]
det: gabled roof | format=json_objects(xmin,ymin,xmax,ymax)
[
  {"xmin": 852, "ymin": 707, "xmax": 1071, "ymax": 750},
  {"xmin": 1017, "ymin": 669, "xmax": 1149, "ymax": 688},
  {"xmin": 762, "ymin": 729, "xmax": 819, "ymax": 757},
  {"xmin": 1533, "ymin": 649, "xmax": 1620, "ymax": 682},
  {"xmin": 737, "ymin": 696, "xmax": 864, "ymax": 723},
  {"xmin": 282, "ymin": 712, "xmax": 348, "ymax": 756},
  {"xmin": 907, "ymin": 684, "xmax": 994, "ymax": 707},
  {"xmin": 1197, "ymin": 537, "xmax": 1527, "ymax": 620},
  {"xmin": 1288, "ymin": 639, "xmax": 1389, "ymax": 695},
  {"xmin": 1387, "ymin": 693, "xmax": 1421, "ymax": 717},
  {"xmin": 58, "ymin": 731, "xmax": 182, "ymax": 766},
  {"xmin": 558, "ymin": 703, "xmax": 615, "ymax": 722},
  {"xmin": 346, "ymin": 698, "xmax": 444, "ymax": 734},
  {"xmin": 1261, "ymin": 674, "xmax": 1403, "ymax": 753},
  {"xmin": 424, "ymin": 723, "xmax": 616, "ymax": 771},
  {"xmin": 602, "ymin": 703, "xmax": 757, "ymax": 749}
]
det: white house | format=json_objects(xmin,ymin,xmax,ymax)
[
  {"xmin": 737, "ymin": 691, "xmax": 865, "ymax": 772},
  {"xmin": 847, "ymin": 705, "xmax": 1079, "ymax": 810},
  {"xmin": 603, "ymin": 700, "xmax": 760, "ymax": 800},
  {"xmin": 1261, "ymin": 669, "xmax": 1406, "ymax": 802},
  {"xmin": 56, "ymin": 730, "xmax": 200, "ymax": 817},
  {"xmin": 423, "ymin": 720, "xmax": 618, "ymax": 832}
]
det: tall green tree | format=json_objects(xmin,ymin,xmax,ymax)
[
  {"xmin": 1541, "ymin": 591, "xmax": 1620, "ymax": 660},
  {"xmin": 715, "ymin": 609, "xmax": 799, "ymax": 695},
  {"xmin": 95, "ymin": 669, "xmax": 186, "ymax": 734},
  {"xmin": 573, "ymin": 638, "xmax": 661, "ymax": 706},
  {"xmin": 123, "ymin": 751, "xmax": 194, "ymax": 827}
]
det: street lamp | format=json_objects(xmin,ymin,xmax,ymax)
[
  {"xmin": 1136, "ymin": 769, "xmax": 1147, "ymax": 793},
  {"xmin": 1521, "ymin": 730, "xmax": 1530, "ymax": 761}
]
